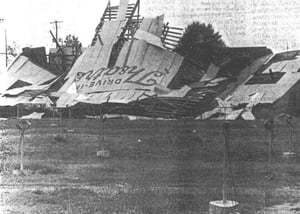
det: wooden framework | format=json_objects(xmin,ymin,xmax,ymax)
[
  {"xmin": 91, "ymin": 0, "xmax": 183, "ymax": 50},
  {"xmin": 161, "ymin": 23, "xmax": 183, "ymax": 50},
  {"xmin": 85, "ymin": 1, "xmax": 199, "ymax": 118},
  {"xmin": 91, "ymin": 0, "xmax": 142, "ymax": 46},
  {"xmin": 49, "ymin": 30, "xmax": 82, "ymax": 75}
]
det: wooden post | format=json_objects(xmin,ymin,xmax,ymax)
[
  {"xmin": 108, "ymin": 0, "xmax": 111, "ymax": 21},
  {"xmin": 137, "ymin": 0, "xmax": 140, "ymax": 25}
]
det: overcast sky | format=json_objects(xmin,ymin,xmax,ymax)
[
  {"xmin": 0, "ymin": 0, "xmax": 112, "ymax": 50},
  {"xmin": 0, "ymin": 0, "xmax": 300, "ymax": 70},
  {"xmin": 0, "ymin": 0, "xmax": 121, "ymax": 70}
]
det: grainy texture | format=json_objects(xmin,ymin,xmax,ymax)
[
  {"xmin": 141, "ymin": 0, "xmax": 300, "ymax": 51},
  {"xmin": 1, "ymin": 118, "xmax": 300, "ymax": 213}
]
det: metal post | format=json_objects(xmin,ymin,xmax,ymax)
[
  {"xmin": 288, "ymin": 118, "xmax": 292, "ymax": 152},
  {"xmin": 269, "ymin": 123, "xmax": 274, "ymax": 174},
  {"xmin": 283, "ymin": 115, "xmax": 295, "ymax": 159},
  {"xmin": 20, "ymin": 129, "xmax": 24, "ymax": 171},
  {"xmin": 152, "ymin": 103, "xmax": 155, "ymax": 125},
  {"xmin": 55, "ymin": 21, "xmax": 58, "ymax": 43},
  {"xmin": 209, "ymin": 121, "xmax": 238, "ymax": 214},
  {"xmin": 68, "ymin": 107, "xmax": 71, "ymax": 119},
  {"xmin": 18, "ymin": 130, "xmax": 22, "ymax": 169},
  {"xmin": 16, "ymin": 105, "xmax": 19, "ymax": 119},
  {"xmin": 101, "ymin": 114, "xmax": 104, "ymax": 149},
  {"xmin": 96, "ymin": 107, "xmax": 110, "ymax": 158},
  {"xmin": 99, "ymin": 108, "xmax": 104, "ymax": 150},
  {"xmin": 222, "ymin": 122, "xmax": 230, "ymax": 203},
  {"xmin": 67, "ymin": 107, "xmax": 71, "ymax": 132},
  {"xmin": 60, "ymin": 109, "xmax": 63, "ymax": 136},
  {"xmin": 264, "ymin": 119, "xmax": 274, "ymax": 177}
]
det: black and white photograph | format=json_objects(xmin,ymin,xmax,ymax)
[{"xmin": 0, "ymin": 0, "xmax": 300, "ymax": 213}]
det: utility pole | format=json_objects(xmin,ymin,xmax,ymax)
[
  {"xmin": 50, "ymin": 20, "xmax": 63, "ymax": 47},
  {"xmin": 0, "ymin": 18, "xmax": 8, "ymax": 67},
  {"xmin": 5, "ymin": 29, "xmax": 7, "ymax": 67}
]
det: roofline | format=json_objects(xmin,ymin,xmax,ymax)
[{"xmin": 263, "ymin": 49, "xmax": 300, "ymax": 65}]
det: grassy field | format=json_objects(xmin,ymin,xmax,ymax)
[{"xmin": 1, "ymin": 118, "xmax": 300, "ymax": 213}]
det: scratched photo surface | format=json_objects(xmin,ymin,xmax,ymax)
[{"xmin": 1, "ymin": 1, "xmax": 300, "ymax": 214}]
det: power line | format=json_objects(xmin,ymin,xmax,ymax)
[
  {"xmin": 0, "ymin": 18, "xmax": 8, "ymax": 67},
  {"xmin": 50, "ymin": 20, "xmax": 63, "ymax": 47}
]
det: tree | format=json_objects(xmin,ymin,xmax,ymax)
[
  {"xmin": 64, "ymin": 34, "xmax": 82, "ymax": 49},
  {"xmin": 7, "ymin": 42, "xmax": 18, "ymax": 57},
  {"xmin": 175, "ymin": 22, "xmax": 226, "ymax": 68},
  {"xmin": 7, "ymin": 41, "xmax": 19, "ymax": 65}
]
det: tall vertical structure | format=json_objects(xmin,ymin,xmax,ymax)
[
  {"xmin": 50, "ymin": 20, "xmax": 63, "ymax": 47},
  {"xmin": 91, "ymin": 0, "xmax": 141, "ymax": 46}
]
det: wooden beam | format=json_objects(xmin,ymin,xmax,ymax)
[
  {"xmin": 164, "ymin": 37, "xmax": 180, "ymax": 43},
  {"xmin": 165, "ymin": 31, "xmax": 182, "ymax": 36},
  {"xmin": 167, "ymin": 26, "xmax": 183, "ymax": 31}
]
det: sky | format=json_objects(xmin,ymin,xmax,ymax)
[
  {"xmin": 0, "ymin": 0, "xmax": 119, "ymax": 70},
  {"xmin": 0, "ymin": 0, "xmax": 111, "ymax": 50},
  {"xmin": 0, "ymin": 0, "xmax": 300, "ymax": 70}
]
